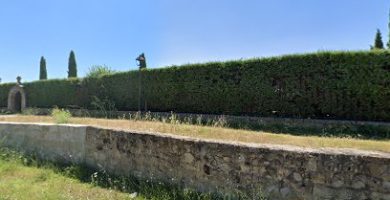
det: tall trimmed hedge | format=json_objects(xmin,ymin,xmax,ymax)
[
  {"xmin": 0, "ymin": 83, "xmax": 14, "ymax": 107},
  {"xmin": 24, "ymin": 78, "xmax": 81, "ymax": 108},
  {"xmin": 0, "ymin": 51, "xmax": 389, "ymax": 121}
]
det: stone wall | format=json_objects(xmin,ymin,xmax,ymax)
[
  {"xmin": 0, "ymin": 122, "xmax": 389, "ymax": 199},
  {"xmin": 0, "ymin": 122, "xmax": 86, "ymax": 164}
]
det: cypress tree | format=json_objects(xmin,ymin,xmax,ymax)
[
  {"xmin": 388, "ymin": 9, "xmax": 390, "ymax": 49},
  {"xmin": 39, "ymin": 56, "xmax": 47, "ymax": 80},
  {"xmin": 68, "ymin": 50, "xmax": 77, "ymax": 78},
  {"xmin": 372, "ymin": 29, "xmax": 384, "ymax": 50}
]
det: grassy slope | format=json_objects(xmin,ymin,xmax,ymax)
[
  {"xmin": 0, "ymin": 160, "xmax": 135, "ymax": 200},
  {"xmin": 0, "ymin": 148, "xmax": 224, "ymax": 200},
  {"xmin": 0, "ymin": 115, "xmax": 389, "ymax": 153}
]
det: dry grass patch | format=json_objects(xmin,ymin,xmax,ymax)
[{"xmin": 0, "ymin": 115, "xmax": 389, "ymax": 153}]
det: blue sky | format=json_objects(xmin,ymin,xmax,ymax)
[{"xmin": 0, "ymin": 0, "xmax": 389, "ymax": 83}]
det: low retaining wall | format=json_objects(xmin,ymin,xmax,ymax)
[
  {"xmin": 0, "ymin": 122, "xmax": 86, "ymax": 163},
  {"xmin": 0, "ymin": 122, "xmax": 389, "ymax": 199}
]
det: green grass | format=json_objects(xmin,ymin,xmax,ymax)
[
  {"xmin": 0, "ymin": 148, "xmax": 236, "ymax": 200},
  {"xmin": 0, "ymin": 149, "xmax": 135, "ymax": 200}
]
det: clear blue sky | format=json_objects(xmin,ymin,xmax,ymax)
[{"xmin": 0, "ymin": 0, "xmax": 389, "ymax": 83}]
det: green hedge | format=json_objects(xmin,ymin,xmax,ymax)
[
  {"xmin": 23, "ymin": 78, "xmax": 82, "ymax": 108},
  {"xmin": 1, "ymin": 51, "xmax": 389, "ymax": 121},
  {"xmin": 0, "ymin": 83, "xmax": 14, "ymax": 107}
]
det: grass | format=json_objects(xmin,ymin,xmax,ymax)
[
  {"xmin": 0, "ymin": 115, "xmax": 389, "ymax": 153},
  {"xmin": 19, "ymin": 108, "xmax": 390, "ymax": 139},
  {"xmin": 0, "ymin": 148, "xmax": 229, "ymax": 200},
  {"xmin": 0, "ymin": 148, "xmax": 135, "ymax": 200}
]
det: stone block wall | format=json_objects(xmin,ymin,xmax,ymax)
[
  {"xmin": 85, "ymin": 127, "xmax": 390, "ymax": 199},
  {"xmin": 0, "ymin": 122, "xmax": 389, "ymax": 199}
]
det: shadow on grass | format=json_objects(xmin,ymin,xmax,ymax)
[
  {"xmin": 228, "ymin": 122, "xmax": 390, "ymax": 140},
  {"xmin": 0, "ymin": 147, "xmax": 265, "ymax": 200}
]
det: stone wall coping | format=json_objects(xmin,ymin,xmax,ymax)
[
  {"xmin": 0, "ymin": 121, "xmax": 88, "ymax": 127},
  {"xmin": 112, "ymin": 128, "xmax": 390, "ymax": 159},
  {"xmin": 0, "ymin": 121, "xmax": 389, "ymax": 159}
]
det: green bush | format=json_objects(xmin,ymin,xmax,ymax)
[
  {"xmin": 51, "ymin": 108, "xmax": 72, "ymax": 124},
  {"xmin": 0, "ymin": 50, "xmax": 389, "ymax": 121},
  {"xmin": 0, "ymin": 83, "xmax": 14, "ymax": 107},
  {"xmin": 24, "ymin": 78, "xmax": 83, "ymax": 108},
  {"xmin": 85, "ymin": 65, "xmax": 116, "ymax": 78}
]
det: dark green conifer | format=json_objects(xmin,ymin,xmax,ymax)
[
  {"xmin": 68, "ymin": 50, "xmax": 77, "ymax": 78},
  {"xmin": 371, "ymin": 29, "xmax": 384, "ymax": 50},
  {"xmin": 388, "ymin": 9, "xmax": 390, "ymax": 48},
  {"xmin": 39, "ymin": 56, "xmax": 47, "ymax": 80}
]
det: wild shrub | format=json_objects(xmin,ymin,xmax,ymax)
[
  {"xmin": 85, "ymin": 65, "xmax": 116, "ymax": 78},
  {"xmin": 51, "ymin": 108, "xmax": 72, "ymax": 124},
  {"xmin": 91, "ymin": 96, "xmax": 116, "ymax": 118}
]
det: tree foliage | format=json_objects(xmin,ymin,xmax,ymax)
[
  {"xmin": 68, "ymin": 50, "xmax": 78, "ymax": 78},
  {"xmin": 372, "ymin": 29, "xmax": 384, "ymax": 50},
  {"xmin": 388, "ymin": 9, "xmax": 390, "ymax": 49},
  {"xmin": 85, "ymin": 65, "xmax": 116, "ymax": 78},
  {"xmin": 39, "ymin": 56, "xmax": 47, "ymax": 80}
]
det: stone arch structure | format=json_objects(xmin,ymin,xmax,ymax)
[{"xmin": 7, "ymin": 85, "xmax": 26, "ymax": 112}]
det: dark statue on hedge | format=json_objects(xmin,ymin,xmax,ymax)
[
  {"xmin": 16, "ymin": 76, "xmax": 22, "ymax": 85},
  {"xmin": 136, "ymin": 53, "xmax": 147, "ymax": 111},
  {"xmin": 136, "ymin": 53, "xmax": 147, "ymax": 69}
]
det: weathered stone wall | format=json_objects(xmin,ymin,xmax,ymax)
[
  {"xmin": 85, "ymin": 127, "xmax": 390, "ymax": 199},
  {"xmin": 0, "ymin": 122, "xmax": 389, "ymax": 199},
  {"xmin": 0, "ymin": 122, "xmax": 86, "ymax": 164}
]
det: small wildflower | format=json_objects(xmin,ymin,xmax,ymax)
[{"xmin": 129, "ymin": 192, "xmax": 137, "ymax": 199}]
